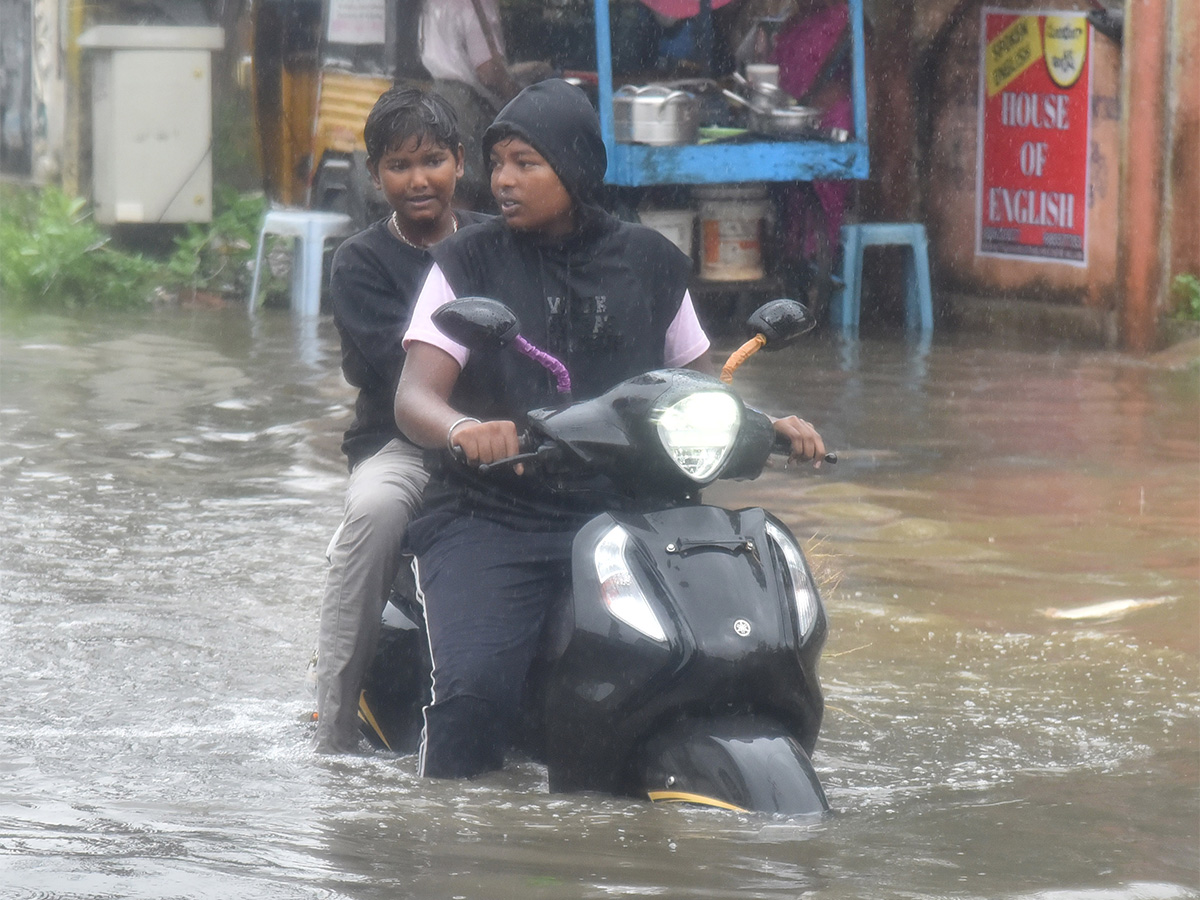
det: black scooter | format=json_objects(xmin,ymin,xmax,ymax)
[{"xmin": 357, "ymin": 298, "xmax": 833, "ymax": 815}]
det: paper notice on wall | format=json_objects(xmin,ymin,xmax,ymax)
[
  {"xmin": 976, "ymin": 8, "xmax": 1092, "ymax": 265},
  {"xmin": 327, "ymin": 0, "xmax": 386, "ymax": 44}
]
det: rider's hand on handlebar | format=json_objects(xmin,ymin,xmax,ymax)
[
  {"xmin": 451, "ymin": 419, "xmax": 525, "ymax": 475},
  {"xmin": 772, "ymin": 415, "xmax": 827, "ymax": 468}
]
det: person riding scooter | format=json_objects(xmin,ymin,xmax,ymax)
[
  {"xmin": 394, "ymin": 78, "xmax": 826, "ymax": 779},
  {"xmin": 313, "ymin": 87, "xmax": 490, "ymax": 755}
]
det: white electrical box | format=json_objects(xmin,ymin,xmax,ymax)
[{"xmin": 79, "ymin": 26, "xmax": 224, "ymax": 224}]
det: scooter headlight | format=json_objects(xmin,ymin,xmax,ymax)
[
  {"xmin": 594, "ymin": 524, "xmax": 667, "ymax": 642},
  {"xmin": 654, "ymin": 391, "xmax": 742, "ymax": 483},
  {"xmin": 765, "ymin": 520, "xmax": 821, "ymax": 638}
]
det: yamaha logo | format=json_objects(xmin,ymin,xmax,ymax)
[{"xmin": 733, "ymin": 618, "xmax": 752, "ymax": 637}]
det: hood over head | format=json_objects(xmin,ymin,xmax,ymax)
[{"xmin": 482, "ymin": 79, "xmax": 607, "ymax": 205}]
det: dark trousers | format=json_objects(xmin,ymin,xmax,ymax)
[{"xmin": 407, "ymin": 512, "xmax": 574, "ymax": 778}]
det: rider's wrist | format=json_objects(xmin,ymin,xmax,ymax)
[{"xmin": 446, "ymin": 416, "xmax": 481, "ymax": 452}]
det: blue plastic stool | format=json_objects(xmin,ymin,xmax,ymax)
[
  {"xmin": 248, "ymin": 208, "xmax": 355, "ymax": 316},
  {"xmin": 833, "ymin": 223, "xmax": 934, "ymax": 336}
]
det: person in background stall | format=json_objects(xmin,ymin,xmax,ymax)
[
  {"xmin": 729, "ymin": 0, "xmax": 853, "ymax": 255},
  {"xmin": 313, "ymin": 87, "xmax": 490, "ymax": 754},
  {"xmin": 772, "ymin": 0, "xmax": 853, "ymax": 251},
  {"xmin": 629, "ymin": 0, "xmax": 742, "ymax": 74},
  {"xmin": 419, "ymin": 0, "xmax": 552, "ymax": 211}
]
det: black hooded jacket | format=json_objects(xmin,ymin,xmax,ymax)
[{"xmin": 422, "ymin": 79, "xmax": 697, "ymax": 524}]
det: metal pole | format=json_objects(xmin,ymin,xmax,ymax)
[
  {"xmin": 698, "ymin": 0, "xmax": 713, "ymax": 74},
  {"xmin": 62, "ymin": 0, "xmax": 86, "ymax": 195},
  {"xmin": 594, "ymin": 0, "xmax": 614, "ymax": 148}
]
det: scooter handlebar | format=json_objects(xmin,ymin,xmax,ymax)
[
  {"xmin": 451, "ymin": 429, "xmax": 554, "ymax": 474},
  {"xmin": 456, "ymin": 429, "xmax": 834, "ymax": 471},
  {"xmin": 772, "ymin": 431, "xmax": 837, "ymax": 465}
]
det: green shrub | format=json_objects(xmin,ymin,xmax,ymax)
[
  {"xmin": 162, "ymin": 186, "xmax": 272, "ymax": 299},
  {"xmin": 0, "ymin": 184, "xmax": 285, "ymax": 310},
  {"xmin": 0, "ymin": 185, "xmax": 159, "ymax": 309},
  {"xmin": 1171, "ymin": 273, "xmax": 1200, "ymax": 322}
]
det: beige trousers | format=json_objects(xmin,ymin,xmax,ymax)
[{"xmin": 313, "ymin": 440, "xmax": 429, "ymax": 753}]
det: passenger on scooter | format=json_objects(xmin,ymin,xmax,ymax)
[
  {"xmin": 313, "ymin": 87, "xmax": 490, "ymax": 754},
  {"xmin": 394, "ymin": 79, "xmax": 825, "ymax": 778}
]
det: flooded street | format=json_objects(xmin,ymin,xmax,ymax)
[{"xmin": 2, "ymin": 305, "xmax": 1197, "ymax": 900}]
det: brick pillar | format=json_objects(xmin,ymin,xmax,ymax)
[{"xmin": 1117, "ymin": 0, "xmax": 1171, "ymax": 351}]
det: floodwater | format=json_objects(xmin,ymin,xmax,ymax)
[{"xmin": 1, "ymin": 304, "xmax": 1197, "ymax": 900}]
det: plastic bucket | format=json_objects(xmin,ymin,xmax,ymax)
[
  {"xmin": 638, "ymin": 207, "xmax": 696, "ymax": 260},
  {"xmin": 696, "ymin": 184, "xmax": 769, "ymax": 281}
]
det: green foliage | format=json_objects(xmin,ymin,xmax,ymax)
[
  {"xmin": 0, "ymin": 184, "xmax": 158, "ymax": 309},
  {"xmin": 162, "ymin": 186, "xmax": 270, "ymax": 298},
  {"xmin": 0, "ymin": 184, "xmax": 284, "ymax": 311},
  {"xmin": 1170, "ymin": 273, "xmax": 1200, "ymax": 322}
]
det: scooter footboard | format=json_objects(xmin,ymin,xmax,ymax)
[
  {"xmin": 358, "ymin": 615, "xmax": 431, "ymax": 754},
  {"xmin": 358, "ymin": 572, "xmax": 431, "ymax": 754},
  {"xmin": 636, "ymin": 715, "xmax": 829, "ymax": 815}
]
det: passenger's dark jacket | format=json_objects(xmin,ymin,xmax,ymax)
[{"xmin": 331, "ymin": 210, "xmax": 489, "ymax": 469}]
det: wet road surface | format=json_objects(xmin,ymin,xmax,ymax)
[{"xmin": 1, "ymin": 305, "xmax": 1196, "ymax": 899}]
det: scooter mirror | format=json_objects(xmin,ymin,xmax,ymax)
[
  {"xmin": 745, "ymin": 299, "xmax": 815, "ymax": 350},
  {"xmin": 432, "ymin": 297, "xmax": 521, "ymax": 351}
]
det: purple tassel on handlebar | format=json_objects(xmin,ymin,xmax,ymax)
[{"xmin": 513, "ymin": 336, "xmax": 572, "ymax": 394}]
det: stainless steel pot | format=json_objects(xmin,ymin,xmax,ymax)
[
  {"xmin": 613, "ymin": 85, "xmax": 700, "ymax": 146},
  {"xmin": 751, "ymin": 105, "xmax": 822, "ymax": 137},
  {"xmin": 723, "ymin": 81, "xmax": 822, "ymax": 138}
]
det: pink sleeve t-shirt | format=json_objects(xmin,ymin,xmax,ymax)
[{"xmin": 402, "ymin": 264, "xmax": 711, "ymax": 369}]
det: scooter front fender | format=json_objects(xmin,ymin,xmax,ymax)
[{"xmin": 637, "ymin": 715, "xmax": 829, "ymax": 815}]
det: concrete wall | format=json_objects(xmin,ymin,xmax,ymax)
[
  {"xmin": 1168, "ymin": 1, "xmax": 1199, "ymax": 298},
  {"xmin": 921, "ymin": 0, "xmax": 1122, "ymax": 310},
  {"xmin": 890, "ymin": 0, "xmax": 1198, "ymax": 348}
]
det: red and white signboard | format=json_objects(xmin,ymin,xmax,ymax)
[{"xmin": 976, "ymin": 9, "xmax": 1093, "ymax": 265}]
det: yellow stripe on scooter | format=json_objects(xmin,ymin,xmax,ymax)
[
  {"xmin": 647, "ymin": 790, "xmax": 748, "ymax": 812},
  {"xmin": 357, "ymin": 693, "xmax": 391, "ymax": 751}
]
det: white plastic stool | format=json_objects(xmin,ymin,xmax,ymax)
[
  {"xmin": 832, "ymin": 223, "xmax": 934, "ymax": 336},
  {"xmin": 248, "ymin": 208, "xmax": 355, "ymax": 316}
]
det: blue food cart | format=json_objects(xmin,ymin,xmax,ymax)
[{"xmin": 587, "ymin": 0, "xmax": 869, "ymax": 322}]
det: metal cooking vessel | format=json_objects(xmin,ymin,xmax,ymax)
[
  {"xmin": 751, "ymin": 105, "xmax": 822, "ymax": 137},
  {"xmin": 723, "ymin": 82, "xmax": 822, "ymax": 138},
  {"xmin": 613, "ymin": 85, "xmax": 700, "ymax": 146}
]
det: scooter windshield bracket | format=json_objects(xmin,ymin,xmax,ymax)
[{"xmin": 666, "ymin": 537, "xmax": 758, "ymax": 561}]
